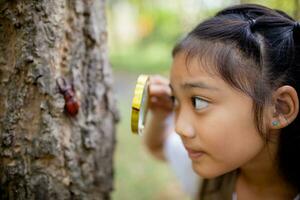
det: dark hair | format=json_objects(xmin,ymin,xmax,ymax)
[{"xmin": 172, "ymin": 4, "xmax": 300, "ymax": 191}]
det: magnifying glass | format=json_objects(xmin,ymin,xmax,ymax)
[{"xmin": 131, "ymin": 75, "xmax": 150, "ymax": 135}]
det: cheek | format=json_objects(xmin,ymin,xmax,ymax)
[
  {"xmin": 192, "ymin": 104, "xmax": 265, "ymax": 178},
  {"xmin": 201, "ymin": 103, "xmax": 261, "ymax": 146}
]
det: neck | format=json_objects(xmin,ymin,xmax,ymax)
[{"xmin": 237, "ymin": 140, "xmax": 298, "ymax": 199}]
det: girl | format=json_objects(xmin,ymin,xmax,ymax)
[{"xmin": 143, "ymin": 4, "xmax": 300, "ymax": 200}]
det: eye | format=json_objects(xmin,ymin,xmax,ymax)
[
  {"xmin": 191, "ymin": 96, "xmax": 208, "ymax": 111},
  {"xmin": 171, "ymin": 95, "xmax": 179, "ymax": 109}
]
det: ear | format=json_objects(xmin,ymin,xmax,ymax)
[{"xmin": 268, "ymin": 85, "xmax": 299, "ymax": 130}]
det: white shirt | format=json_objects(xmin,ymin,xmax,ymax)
[{"xmin": 163, "ymin": 132, "xmax": 200, "ymax": 199}]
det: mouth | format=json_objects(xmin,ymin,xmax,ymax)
[{"xmin": 185, "ymin": 147, "xmax": 205, "ymax": 160}]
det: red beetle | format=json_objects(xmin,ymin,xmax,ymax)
[{"xmin": 56, "ymin": 77, "xmax": 80, "ymax": 116}]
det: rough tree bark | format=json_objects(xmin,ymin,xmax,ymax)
[{"xmin": 0, "ymin": 0, "xmax": 118, "ymax": 199}]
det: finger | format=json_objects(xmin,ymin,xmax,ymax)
[
  {"xmin": 149, "ymin": 83, "xmax": 172, "ymax": 97},
  {"xmin": 150, "ymin": 96, "xmax": 173, "ymax": 105},
  {"xmin": 150, "ymin": 100, "xmax": 174, "ymax": 111},
  {"xmin": 149, "ymin": 96, "xmax": 174, "ymax": 110},
  {"xmin": 149, "ymin": 75, "xmax": 170, "ymax": 85},
  {"xmin": 151, "ymin": 95, "xmax": 174, "ymax": 105}
]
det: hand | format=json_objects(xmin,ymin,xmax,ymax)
[
  {"xmin": 144, "ymin": 75, "xmax": 174, "ymax": 161},
  {"xmin": 148, "ymin": 75, "xmax": 174, "ymax": 115}
]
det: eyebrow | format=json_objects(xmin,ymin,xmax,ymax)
[
  {"xmin": 182, "ymin": 81, "xmax": 220, "ymax": 91},
  {"xmin": 169, "ymin": 81, "xmax": 220, "ymax": 94}
]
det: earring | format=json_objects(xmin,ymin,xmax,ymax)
[
  {"xmin": 272, "ymin": 120, "xmax": 279, "ymax": 126},
  {"xmin": 283, "ymin": 116, "xmax": 289, "ymax": 124}
]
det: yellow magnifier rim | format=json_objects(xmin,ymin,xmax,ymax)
[{"xmin": 131, "ymin": 75, "xmax": 149, "ymax": 135}]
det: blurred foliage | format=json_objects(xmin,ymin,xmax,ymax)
[
  {"xmin": 108, "ymin": 6, "xmax": 183, "ymax": 73},
  {"xmin": 108, "ymin": 0, "xmax": 300, "ymax": 73},
  {"xmin": 112, "ymin": 99, "xmax": 189, "ymax": 200},
  {"xmin": 138, "ymin": 9, "xmax": 182, "ymax": 45},
  {"xmin": 110, "ymin": 43, "xmax": 172, "ymax": 73},
  {"xmin": 246, "ymin": 0, "xmax": 300, "ymax": 18}
]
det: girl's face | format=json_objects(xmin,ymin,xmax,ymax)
[{"xmin": 170, "ymin": 53, "xmax": 267, "ymax": 178}]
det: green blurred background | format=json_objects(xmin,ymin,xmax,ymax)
[{"xmin": 107, "ymin": 0, "xmax": 300, "ymax": 199}]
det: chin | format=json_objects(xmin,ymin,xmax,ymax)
[{"xmin": 192, "ymin": 163, "xmax": 229, "ymax": 179}]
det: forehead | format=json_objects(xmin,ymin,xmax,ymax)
[
  {"xmin": 169, "ymin": 52, "xmax": 258, "ymax": 104},
  {"xmin": 170, "ymin": 52, "xmax": 224, "ymax": 89}
]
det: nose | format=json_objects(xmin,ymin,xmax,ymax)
[{"xmin": 174, "ymin": 109, "xmax": 196, "ymax": 138}]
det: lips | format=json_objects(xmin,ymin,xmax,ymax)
[{"xmin": 185, "ymin": 147, "xmax": 205, "ymax": 159}]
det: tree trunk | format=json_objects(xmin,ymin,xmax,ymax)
[{"xmin": 0, "ymin": 0, "xmax": 118, "ymax": 199}]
